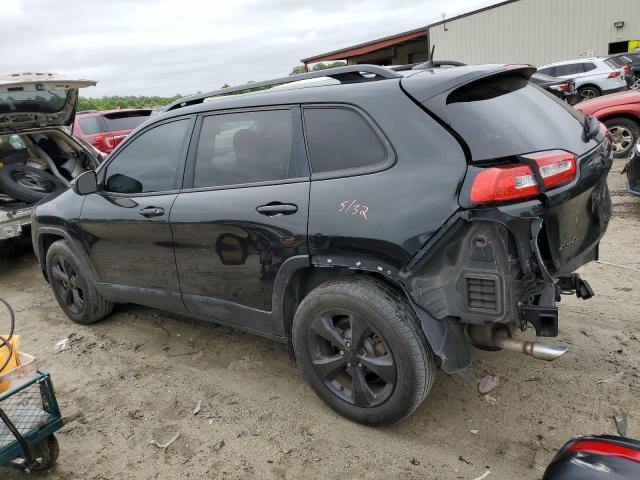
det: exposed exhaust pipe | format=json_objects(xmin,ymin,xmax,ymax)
[
  {"xmin": 492, "ymin": 330, "xmax": 567, "ymax": 361},
  {"xmin": 468, "ymin": 325, "xmax": 568, "ymax": 361}
]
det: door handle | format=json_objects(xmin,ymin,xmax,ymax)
[
  {"xmin": 138, "ymin": 206, "xmax": 165, "ymax": 218},
  {"xmin": 256, "ymin": 203, "xmax": 298, "ymax": 216}
]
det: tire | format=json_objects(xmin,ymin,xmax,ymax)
[
  {"xmin": 30, "ymin": 435, "xmax": 59, "ymax": 471},
  {"xmin": 0, "ymin": 164, "xmax": 65, "ymax": 204},
  {"xmin": 46, "ymin": 239, "xmax": 113, "ymax": 324},
  {"xmin": 578, "ymin": 85, "xmax": 600, "ymax": 101},
  {"xmin": 292, "ymin": 276, "xmax": 435, "ymax": 425},
  {"xmin": 604, "ymin": 117, "xmax": 640, "ymax": 158}
]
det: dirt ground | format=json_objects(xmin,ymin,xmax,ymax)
[{"xmin": 1, "ymin": 158, "xmax": 639, "ymax": 480}]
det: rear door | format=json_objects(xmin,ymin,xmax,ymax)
[
  {"xmin": 79, "ymin": 116, "xmax": 194, "ymax": 311},
  {"xmin": 171, "ymin": 106, "xmax": 310, "ymax": 337}
]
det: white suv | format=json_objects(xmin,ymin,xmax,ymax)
[{"xmin": 538, "ymin": 58, "xmax": 627, "ymax": 101}]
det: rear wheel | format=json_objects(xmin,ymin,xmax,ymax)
[
  {"xmin": 46, "ymin": 240, "xmax": 113, "ymax": 324},
  {"xmin": 578, "ymin": 86, "xmax": 600, "ymax": 101},
  {"xmin": 292, "ymin": 276, "xmax": 435, "ymax": 425},
  {"xmin": 604, "ymin": 117, "xmax": 639, "ymax": 158}
]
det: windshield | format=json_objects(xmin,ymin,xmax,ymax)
[{"xmin": 0, "ymin": 88, "xmax": 68, "ymax": 114}]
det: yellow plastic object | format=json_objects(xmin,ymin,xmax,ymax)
[{"xmin": 0, "ymin": 335, "xmax": 21, "ymax": 392}]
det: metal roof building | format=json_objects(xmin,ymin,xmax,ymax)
[{"xmin": 301, "ymin": 0, "xmax": 640, "ymax": 69}]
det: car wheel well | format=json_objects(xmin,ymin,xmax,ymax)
[
  {"xmin": 578, "ymin": 84, "xmax": 601, "ymax": 93},
  {"xmin": 282, "ymin": 266, "xmax": 408, "ymax": 353},
  {"xmin": 39, "ymin": 233, "xmax": 65, "ymax": 279},
  {"xmin": 601, "ymin": 113, "xmax": 640, "ymax": 127}
]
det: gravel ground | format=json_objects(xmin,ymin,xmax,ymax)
[{"xmin": 0, "ymin": 159, "xmax": 639, "ymax": 480}]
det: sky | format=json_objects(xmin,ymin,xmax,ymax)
[{"xmin": 0, "ymin": 0, "xmax": 500, "ymax": 97}]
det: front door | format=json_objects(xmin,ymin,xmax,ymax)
[
  {"xmin": 79, "ymin": 116, "xmax": 193, "ymax": 311},
  {"xmin": 171, "ymin": 107, "xmax": 310, "ymax": 336}
]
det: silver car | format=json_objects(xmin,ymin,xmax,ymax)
[
  {"xmin": 0, "ymin": 73, "xmax": 101, "ymax": 242},
  {"xmin": 537, "ymin": 58, "xmax": 627, "ymax": 101}
]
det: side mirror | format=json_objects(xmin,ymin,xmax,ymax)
[{"xmin": 73, "ymin": 170, "xmax": 98, "ymax": 195}]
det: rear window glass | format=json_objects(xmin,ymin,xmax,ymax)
[
  {"xmin": 303, "ymin": 107, "xmax": 387, "ymax": 173},
  {"xmin": 79, "ymin": 117, "xmax": 102, "ymax": 135},
  {"xmin": 103, "ymin": 112, "xmax": 151, "ymax": 131},
  {"xmin": 0, "ymin": 89, "xmax": 67, "ymax": 114},
  {"xmin": 443, "ymin": 73, "xmax": 587, "ymax": 161}
]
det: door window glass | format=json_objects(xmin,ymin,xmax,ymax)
[
  {"xmin": 303, "ymin": 107, "xmax": 387, "ymax": 173},
  {"xmin": 194, "ymin": 109, "xmax": 294, "ymax": 188},
  {"xmin": 582, "ymin": 62, "xmax": 597, "ymax": 72},
  {"xmin": 554, "ymin": 63, "xmax": 582, "ymax": 76},
  {"xmin": 104, "ymin": 119, "xmax": 190, "ymax": 193}
]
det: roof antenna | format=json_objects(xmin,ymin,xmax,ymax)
[{"xmin": 424, "ymin": 45, "xmax": 436, "ymax": 68}]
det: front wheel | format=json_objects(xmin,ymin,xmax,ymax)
[
  {"xmin": 46, "ymin": 239, "xmax": 113, "ymax": 324},
  {"xmin": 292, "ymin": 277, "xmax": 435, "ymax": 425},
  {"xmin": 605, "ymin": 117, "xmax": 640, "ymax": 158}
]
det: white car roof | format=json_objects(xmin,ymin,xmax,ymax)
[{"xmin": 540, "ymin": 58, "xmax": 605, "ymax": 68}]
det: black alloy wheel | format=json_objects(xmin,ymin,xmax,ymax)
[
  {"xmin": 45, "ymin": 240, "xmax": 114, "ymax": 325},
  {"xmin": 293, "ymin": 277, "xmax": 436, "ymax": 425},
  {"xmin": 307, "ymin": 309, "xmax": 396, "ymax": 407},
  {"xmin": 50, "ymin": 255, "xmax": 85, "ymax": 315}
]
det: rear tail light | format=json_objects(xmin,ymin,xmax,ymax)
[
  {"xmin": 470, "ymin": 164, "xmax": 539, "ymax": 203},
  {"xmin": 521, "ymin": 150, "xmax": 577, "ymax": 189},
  {"xmin": 469, "ymin": 151, "xmax": 577, "ymax": 204},
  {"xmin": 95, "ymin": 134, "xmax": 116, "ymax": 152},
  {"xmin": 608, "ymin": 70, "xmax": 622, "ymax": 78},
  {"xmin": 567, "ymin": 440, "xmax": 640, "ymax": 463},
  {"xmin": 550, "ymin": 83, "xmax": 571, "ymax": 92}
]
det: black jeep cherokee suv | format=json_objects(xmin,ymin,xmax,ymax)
[{"xmin": 32, "ymin": 64, "xmax": 612, "ymax": 425}]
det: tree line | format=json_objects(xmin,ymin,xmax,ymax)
[{"xmin": 77, "ymin": 62, "xmax": 347, "ymax": 111}]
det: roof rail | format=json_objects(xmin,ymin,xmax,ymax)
[{"xmin": 165, "ymin": 64, "xmax": 401, "ymax": 112}]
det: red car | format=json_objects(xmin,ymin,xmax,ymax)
[
  {"xmin": 72, "ymin": 108, "xmax": 152, "ymax": 154},
  {"xmin": 575, "ymin": 90, "xmax": 640, "ymax": 158}
]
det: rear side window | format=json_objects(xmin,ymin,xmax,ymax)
[
  {"xmin": 554, "ymin": 63, "xmax": 582, "ymax": 76},
  {"xmin": 103, "ymin": 112, "xmax": 151, "ymax": 131},
  {"xmin": 582, "ymin": 62, "xmax": 597, "ymax": 72},
  {"xmin": 79, "ymin": 117, "xmax": 103, "ymax": 135},
  {"xmin": 303, "ymin": 107, "xmax": 386, "ymax": 173},
  {"xmin": 537, "ymin": 67, "xmax": 555, "ymax": 77},
  {"xmin": 193, "ymin": 109, "xmax": 296, "ymax": 188},
  {"xmin": 104, "ymin": 119, "xmax": 190, "ymax": 194},
  {"xmin": 440, "ymin": 73, "xmax": 590, "ymax": 161}
]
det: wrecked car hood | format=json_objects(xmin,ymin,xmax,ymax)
[{"xmin": 0, "ymin": 73, "xmax": 96, "ymax": 133}]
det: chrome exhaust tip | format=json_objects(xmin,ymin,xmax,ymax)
[
  {"xmin": 529, "ymin": 342, "xmax": 568, "ymax": 361},
  {"xmin": 492, "ymin": 331, "xmax": 568, "ymax": 361}
]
